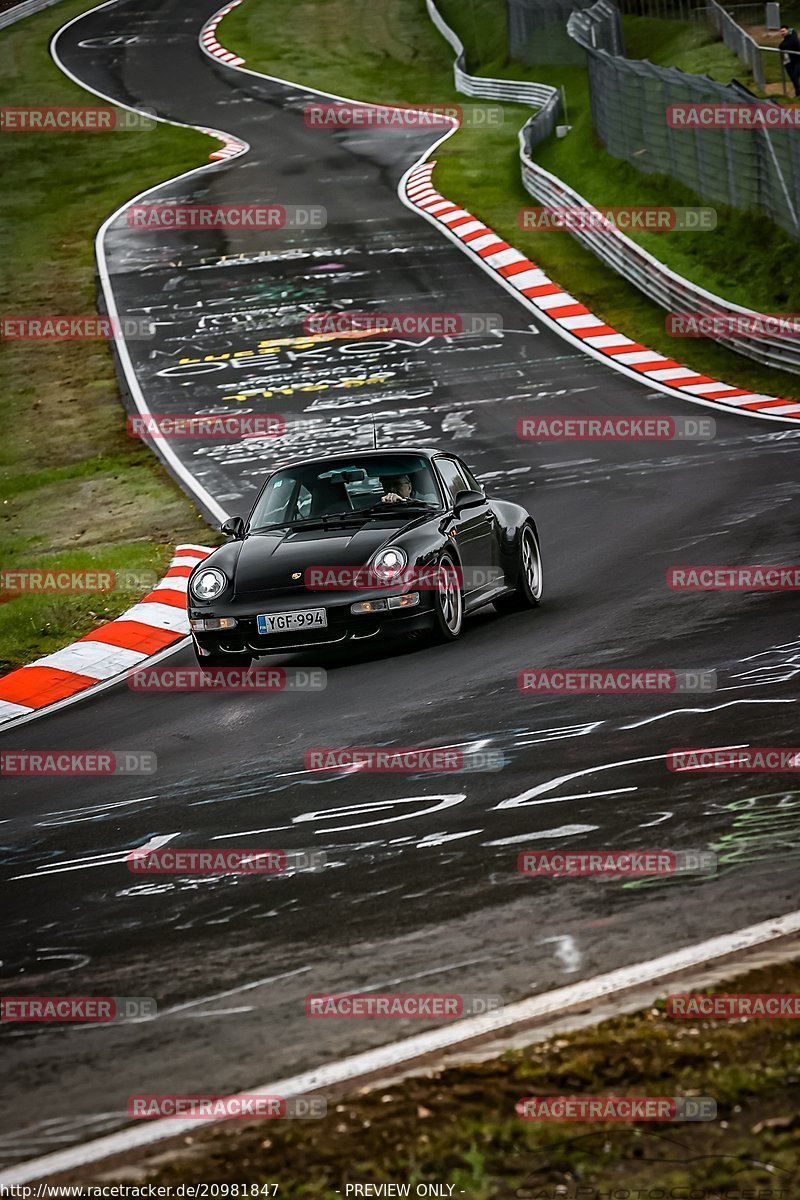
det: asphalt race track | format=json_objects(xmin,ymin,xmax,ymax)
[{"xmin": 1, "ymin": 0, "xmax": 799, "ymax": 1167}]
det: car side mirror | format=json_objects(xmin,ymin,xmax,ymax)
[
  {"xmin": 220, "ymin": 516, "xmax": 245, "ymax": 539},
  {"xmin": 453, "ymin": 489, "xmax": 485, "ymax": 516}
]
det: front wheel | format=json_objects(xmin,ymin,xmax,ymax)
[
  {"xmin": 432, "ymin": 553, "xmax": 464, "ymax": 642},
  {"xmin": 493, "ymin": 524, "xmax": 543, "ymax": 612}
]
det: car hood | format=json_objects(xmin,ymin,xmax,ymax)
[{"xmin": 232, "ymin": 518, "xmax": 416, "ymax": 593}]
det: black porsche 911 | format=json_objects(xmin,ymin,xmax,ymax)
[{"xmin": 187, "ymin": 449, "xmax": 542, "ymax": 665}]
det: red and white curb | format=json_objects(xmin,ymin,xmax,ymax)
[
  {"xmin": 186, "ymin": 5, "xmax": 249, "ymax": 157},
  {"xmin": 200, "ymin": 0, "xmax": 245, "ymax": 68},
  {"xmin": 203, "ymin": 127, "xmax": 247, "ymax": 161},
  {"xmin": 0, "ymin": 545, "xmax": 212, "ymax": 728},
  {"xmin": 198, "ymin": 0, "xmax": 800, "ymax": 424},
  {"xmin": 404, "ymin": 162, "xmax": 800, "ymax": 423}
]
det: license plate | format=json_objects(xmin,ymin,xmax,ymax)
[{"xmin": 257, "ymin": 609, "xmax": 328, "ymax": 634}]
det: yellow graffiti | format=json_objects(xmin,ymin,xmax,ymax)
[
  {"xmin": 223, "ymin": 372, "xmax": 396, "ymax": 403},
  {"xmin": 176, "ymin": 328, "xmax": 391, "ymax": 366}
]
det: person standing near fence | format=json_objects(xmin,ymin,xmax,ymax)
[{"xmin": 779, "ymin": 26, "xmax": 800, "ymax": 97}]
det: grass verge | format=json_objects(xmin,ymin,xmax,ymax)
[
  {"xmin": 0, "ymin": 0, "xmax": 219, "ymax": 673},
  {"xmin": 91, "ymin": 956, "xmax": 800, "ymax": 1193},
  {"xmin": 221, "ymin": 0, "xmax": 799, "ymax": 401},
  {"xmin": 622, "ymin": 15, "xmax": 765, "ymax": 87}
]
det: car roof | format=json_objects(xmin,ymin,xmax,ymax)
[{"xmin": 271, "ymin": 448, "xmax": 454, "ymax": 471}]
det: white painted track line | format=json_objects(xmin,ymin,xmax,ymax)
[{"xmin": 2, "ymin": 909, "xmax": 799, "ymax": 1184}]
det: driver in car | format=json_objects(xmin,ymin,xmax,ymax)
[{"xmin": 380, "ymin": 474, "xmax": 414, "ymax": 504}]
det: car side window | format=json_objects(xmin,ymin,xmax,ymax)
[
  {"xmin": 295, "ymin": 484, "xmax": 312, "ymax": 518},
  {"xmin": 458, "ymin": 461, "xmax": 484, "ymax": 493},
  {"xmin": 435, "ymin": 458, "xmax": 470, "ymax": 505}
]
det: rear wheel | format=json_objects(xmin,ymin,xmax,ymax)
[
  {"xmin": 493, "ymin": 524, "xmax": 543, "ymax": 612},
  {"xmin": 432, "ymin": 553, "xmax": 464, "ymax": 642},
  {"xmin": 192, "ymin": 641, "xmax": 253, "ymax": 669}
]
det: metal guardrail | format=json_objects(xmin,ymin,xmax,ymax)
[
  {"xmin": 427, "ymin": 0, "xmax": 800, "ymax": 375},
  {"xmin": 427, "ymin": 0, "xmax": 555, "ymax": 106},
  {"xmin": 0, "ymin": 0, "xmax": 65, "ymax": 30},
  {"xmin": 518, "ymin": 155, "xmax": 800, "ymax": 373},
  {"xmin": 426, "ymin": 0, "xmax": 561, "ymax": 147}
]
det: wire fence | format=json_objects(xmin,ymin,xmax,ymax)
[
  {"xmin": 509, "ymin": 0, "xmax": 788, "ymax": 93},
  {"xmin": 719, "ymin": 2, "xmax": 779, "ymax": 25},
  {"xmin": 519, "ymin": 153, "xmax": 800, "ymax": 372},
  {"xmin": 573, "ymin": 0, "xmax": 627, "ymax": 52},
  {"xmin": 614, "ymin": 0, "xmax": 702, "ymax": 17},
  {"xmin": 706, "ymin": 0, "xmax": 766, "ymax": 88},
  {"xmin": 507, "ymin": 0, "xmax": 596, "ymax": 63},
  {"xmin": 568, "ymin": 0, "xmax": 800, "ymax": 239},
  {"xmin": 428, "ymin": 0, "xmax": 800, "ymax": 373}
]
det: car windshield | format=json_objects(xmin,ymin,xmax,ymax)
[{"xmin": 248, "ymin": 455, "xmax": 442, "ymax": 528}]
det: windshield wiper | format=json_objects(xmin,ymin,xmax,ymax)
[
  {"xmin": 288, "ymin": 514, "xmax": 375, "ymax": 529},
  {"xmin": 251, "ymin": 515, "xmax": 362, "ymax": 532}
]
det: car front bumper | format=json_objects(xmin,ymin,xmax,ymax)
[{"xmin": 188, "ymin": 588, "xmax": 436, "ymax": 656}]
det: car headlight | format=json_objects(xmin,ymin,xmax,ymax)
[
  {"xmin": 371, "ymin": 546, "xmax": 408, "ymax": 583},
  {"xmin": 190, "ymin": 567, "xmax": 228, "ymax": 601}
]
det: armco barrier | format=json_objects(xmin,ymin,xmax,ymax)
[
  {"xmin": 518, "ymin": 156, "xmax": 800, "ymax": 373},
  {"xmin": 0, "ymin": 0, "xmax": 65, "ymax": 29},
  {"xmin": 427, "ymin": 0, "xmax": 800, "ymax": 375},
  {"xmin": 426, "ymin": 0, "xmax": 560, "ymax": 142}
]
